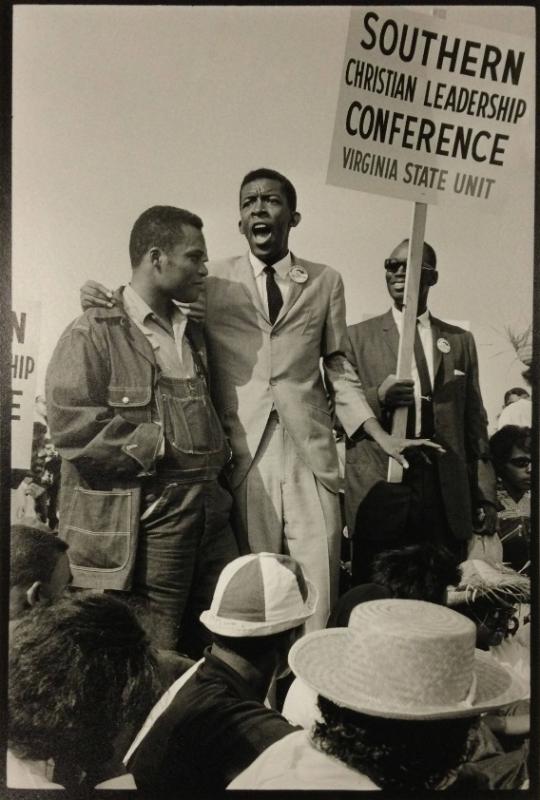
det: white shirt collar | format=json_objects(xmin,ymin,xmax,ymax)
[
  {"xmin": 248, "ymin": 250, "xmax": 292, "ymax": 280},
  {"xmin": 391, "ymin": 305, "xmax": 431, "ymax": 329}
]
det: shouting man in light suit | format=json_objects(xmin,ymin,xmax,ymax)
[
  {"xmin": 81, "ymin": 170, "xmax": 440, "ymax": 630},
  {"xmin": 344, "ymin": 239, "xmax": 497, "ymax": 582}
]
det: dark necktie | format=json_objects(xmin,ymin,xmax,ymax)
[
  {"xmin": 264, "ymin": 265, "xmax": 283, "ymax": 324},
  {"xmin": 414, "ymin": 325, "xmax": 434, "ymax": 437}
]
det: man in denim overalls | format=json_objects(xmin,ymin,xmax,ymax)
[{"xmin": 46, "ymin": 206, "xmax": 238, "ymax": 656}]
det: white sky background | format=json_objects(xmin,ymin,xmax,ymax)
[{"xmin": 12, "ymin": 4, "xmax": 535, "ymax": 431}]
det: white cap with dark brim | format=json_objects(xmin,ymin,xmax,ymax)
[{"xmin": 200, "ymin": 552, "xmax": 318, "ymax": 637}]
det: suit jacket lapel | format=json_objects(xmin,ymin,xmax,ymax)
[
  {"xmin": 382, "ymin": 308, "xmax": 399, "ymax": 362},
  {"xmin": 237, "ymin": 253, "xmax": 271, "ymax": 325},
  {"xmin": 429, "ymin": 316, "xmax": 444, "ymax": 388},
  {"xmin": 274, "ymin": 253, "xmax": 305, "ymax": 329}
]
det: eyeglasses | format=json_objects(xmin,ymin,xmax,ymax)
[
  {"xmin": 472, "ymin": 606, "xmax": 518, "ymax": 636},
  {"xmin": 384, "ymin": 258, "xmax": 435, "ymax": 274},
  {"xmin": 508, "ymin": 457, "xmax": 531, "ymax": 468}
]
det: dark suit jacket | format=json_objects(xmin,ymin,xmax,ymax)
[{"xmin": 344, "ymin": 309, "xmax": 496, "ymax": 542}]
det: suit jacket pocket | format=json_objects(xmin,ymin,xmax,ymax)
[
  {"xmin": 64, "ymin": 487, "xmax": 133, "ymax": 571},
  {"xmin": 437, "ymin": 373, "xmax": 466, "ymax": 403}
]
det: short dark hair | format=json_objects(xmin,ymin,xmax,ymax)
[
  {"xmin": 503, "ymin": 387, "xmax": 529, "ymax": 406},
  {"xmin": 313, "ymin": 695, "xmax": 477, "ymax": 791},
  {"xmin": 239, "ymin": 168, "xmax": 297, "ymax": 213},
  {"xmin": 370, "ymin": 543, "xmax": 460, "ymax": 605},
  {"xmin": 10, "ymin": 524, "xmax": 68, "ymax": 589},
  {"xmin": 490, "ymin": 425, "xmax": 531, "ymax": 473},
  {"xmin": 129, "ymin": 205, "xmax": 203, "ymax": 267},
  {"xmin": 394, "ymin": 238, "xmax": 437, "ymax": 269},
  {"xmin": 8, "ymin": 593, "xmax": 160, "ymax": 790}
]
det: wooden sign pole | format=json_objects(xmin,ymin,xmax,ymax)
[{"xmin": 387, "ymin": 201, "xmax": 428, "ymax": 483}]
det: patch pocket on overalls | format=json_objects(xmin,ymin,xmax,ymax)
[
  {"xmin": 64, "ymin": 488, "xmax": 133, "ymax": 571},
  {"xmin": 162, "ymin": 392, "xmax": 224, "ymax": 455}
]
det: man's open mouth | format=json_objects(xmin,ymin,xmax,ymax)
[{"xmin": 251, "ymin": 223, "xmax": 272, "ymax": 242}]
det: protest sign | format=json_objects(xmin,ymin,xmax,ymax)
[
  {"xmin": 327, "ymin": 6, "xmax": 534, "ymax": 210},
  {"xmin": 11, "ymin": 302, "xmax": 41, "ymax": 470}
]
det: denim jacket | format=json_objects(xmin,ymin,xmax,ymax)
[{"xmin": 45, "ymin": 289, "xmax": 210, "ymax": 590}]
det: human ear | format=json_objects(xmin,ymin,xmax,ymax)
[
  {"xmin": 26, "ymin": 581, "xmax": 42, "ymax": 607},
  {"xmin": 290, "ymin": 212, "xmax": 301, "ymax": 228}
]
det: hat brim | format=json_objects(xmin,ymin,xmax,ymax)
[
  {"xmin": 200, "ymin": 578, "xmax": 318, "ymax": 638},
  {"xmin": 289, "ymin": 628, "xmax": 524, "ymax": 720}
]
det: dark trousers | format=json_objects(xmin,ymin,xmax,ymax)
[{"xmin": 131, "ymin": 476, "xmax": 238, "ymax": 657}]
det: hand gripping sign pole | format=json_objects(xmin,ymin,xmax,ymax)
[{"xmin": 387, "ymin": 201, "xmax": 427, "ymax": 484}]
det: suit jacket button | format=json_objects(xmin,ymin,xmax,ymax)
[{"xmin": 122, "ymin": 396, "xmax": 130, "ymax": 404}]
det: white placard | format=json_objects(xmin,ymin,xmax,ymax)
[
  {"xmin": 327, "ymin": 6, "xmax": 534, "ymax": 211},
  {"xmin": 11, "ymin": 302, "xmax": 41, "ymax": 470}
]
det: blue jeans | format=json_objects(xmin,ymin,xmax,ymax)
[{"xmin": 131, "ymin": 476, "xmax": 238, "ymax": 656}]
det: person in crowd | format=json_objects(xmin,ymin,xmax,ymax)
[
  {"xmin": 230, "ymin": 598, "xmax": 523, "ymax": 791},
  {"xmin": 503, "ymin": 387, "xmax": 530, "ymax": 407},
  {"xmin": 10, "ymin": 474, "xmax": 47, "ymax": 526},
  {"xmin": 8, "ymin": 593, "xmax": 161, "ymax": 794},
  {"xmin": 31, "ymin": 395, "xmax": 62, "ymax": 528},
  {"xmin": 46, "ymin": 206, "xmax": 238, "ymax": 657},
  {"xmin": 11, "ymin": 504, "xmax": 193, "ymax": 702},
  {"xmin": 368, "ymin": 540, "xmax": 461, "ymax": 604},
  {"xmin": 123, "ymin": 552, "xmax": 316, "ymax": 796},
  {"xmin": 490, "ymin": 425, "xmax": 531, "ymax": 573},
  {"xmin": 345, "ymin": 239, "xmax": 497, "ymax": 580},
  {"xmin": 9, "ymin": 524, "xmax": 72, "ymax": 622},
  {"xmin": 497, "ymin": 329, "xmax": 533, "ymax": 430},
  {"xmin": 283, "ymin": 542, "xmax": 460, "ymax": 728},
  {"xmin": 80, "ymin": 170, "xmax": 440, "ymax": 631},
  {"xmin": 447, "ymin": 558, "xmax": 530, "ymax": 676},
  {"xmin": 447, "ymin": 558, "xmax": 530, "ymax": 787},
  {"xmin": 497, "ymin": 386, "xmax": 532, "ymax": 430},
  {"xmin": 11, "ymin": 397, "xmax": 60, "ymax": 528}
]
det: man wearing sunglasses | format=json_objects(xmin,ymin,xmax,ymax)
[{"xmin": 344, "ymin": 239, "xmax": 497, "ymax": 577}]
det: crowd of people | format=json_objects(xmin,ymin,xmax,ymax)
[{"xmin": 8, "ymin": 167, "xmax": 533, "ymax": 794}]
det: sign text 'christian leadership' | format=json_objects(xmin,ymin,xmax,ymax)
[{"xmin": 327, "ymin": 7, "xmax": 534, "ymax": 210}]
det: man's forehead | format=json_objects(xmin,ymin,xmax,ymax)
[
  {"xmin": 389, "ymin": 241, "xmax": 435, "ymax": 266},
  {"xmin": 389, "ymin": 241, "xmax": 409, "ymax": 260},
  {"xmin": 177, "ymin": 225, "xmax": 206, "ymax": 250},
  {"xmin": 240, "ymin": 178, "xmax": 285, "ymax": 198}
]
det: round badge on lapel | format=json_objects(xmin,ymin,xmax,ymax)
[
  {"xmin": 289, "ymin": 266, "xmax": 308, "ymax": 284},
  {"xmin": 437, "ymin": 337, "xmax": 451, "ymax": 354}
]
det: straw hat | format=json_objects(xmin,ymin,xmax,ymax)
[
  {"xmin": 289, "ymin": 599, "xmax": 522, "ymax": 719},
  {"xmin": 200, "ymin": 552, "xmax": 318, "ymax": 637},
  {"xmin": 446, "ymin": 559, "xmax": 530, "ymax": 608}
]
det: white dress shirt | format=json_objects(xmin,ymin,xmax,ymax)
[
  {"xmin": 249, "ymin": 250, "xmax": 292, "ymax": 318},
  {"xmin": 391, "ymin": 306, "xmax": 434, "ymax": 437}
]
